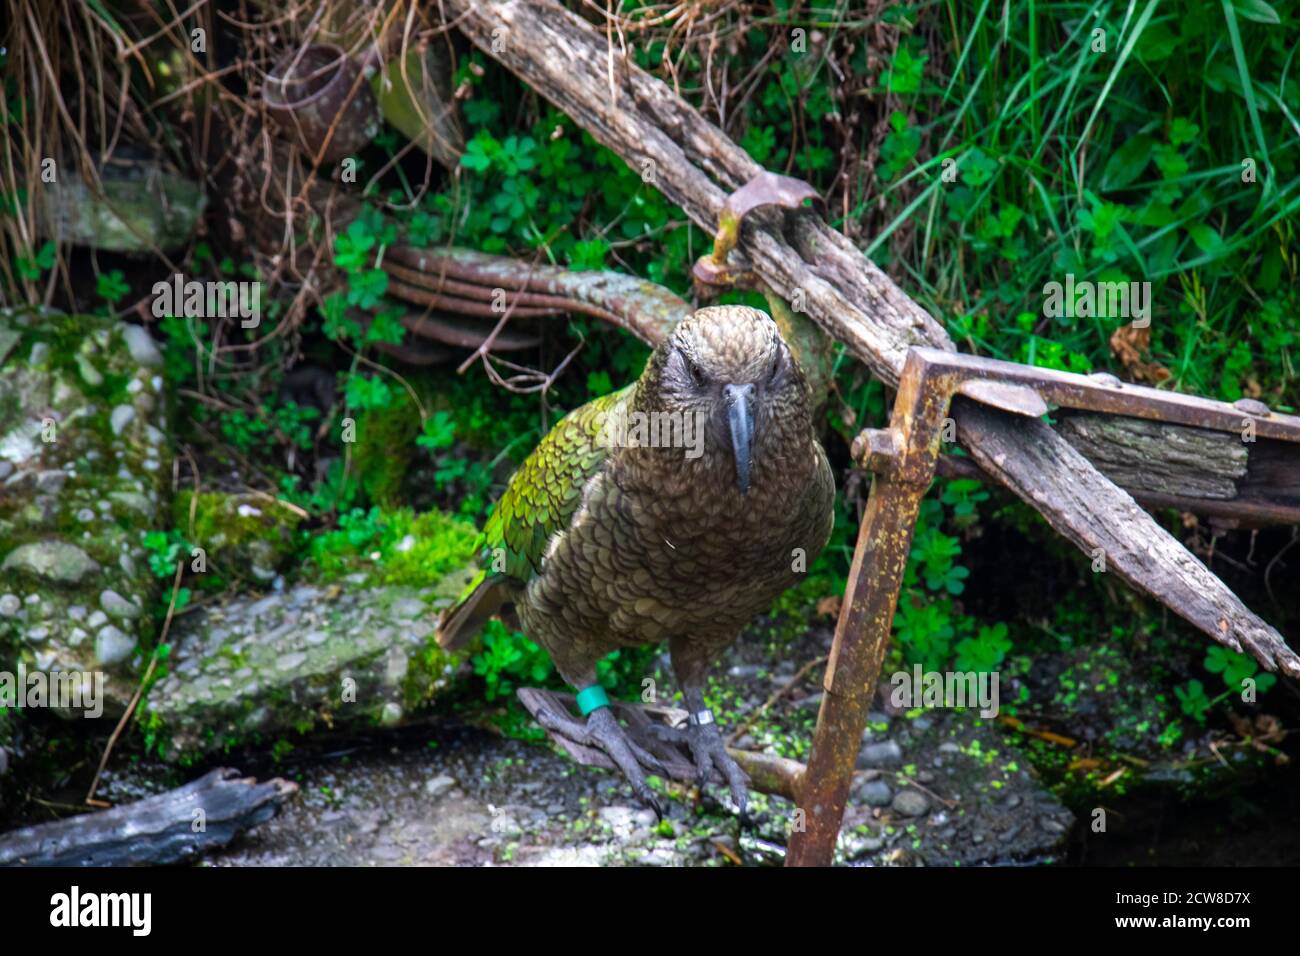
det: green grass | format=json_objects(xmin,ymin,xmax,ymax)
[{"xmin": 867, "ymin": 0, "xmax": 1297, "ymax": 406}]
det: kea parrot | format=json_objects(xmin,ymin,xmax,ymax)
[{"xmin": 436, "ymin": 305, "xmax": 835, "ymax": 814}]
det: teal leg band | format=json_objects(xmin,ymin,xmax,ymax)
[{"xmin": 575, "ymin": 685, "xmax": 610, "ymax": 716}]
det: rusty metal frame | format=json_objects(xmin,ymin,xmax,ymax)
[{"xmin": 784, "ymin": 347, "xmax": 1300, "ymax": 866}]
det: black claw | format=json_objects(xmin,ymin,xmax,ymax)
[
  {"xmin": 584, "ymin": 708, "xmax": 665, "ymax": 815},
  {"xmin": 679, "ymin": 721, "xmax": 751, "ymax": 816}
]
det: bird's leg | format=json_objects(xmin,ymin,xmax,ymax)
[
  {"xmin": 534, "ymin": 670, "xmax": 667, "ymax": 817},
  {"xmin": 652, "ymin": 636, "xmax": 751, "ymax": 814}
]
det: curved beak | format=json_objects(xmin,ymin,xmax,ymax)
[{"xmin": 723, "ymin": 383, "xmax": 755, "ymax": 494}]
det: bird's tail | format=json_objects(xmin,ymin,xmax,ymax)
[{"xmin": 436, "ymin": 572, "xmax": 511, "ymax": 652}]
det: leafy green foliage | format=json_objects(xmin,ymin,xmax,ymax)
[
  {"xmin": 472, "ymin": 620, "xmax": 552, "ymax": 702},
  {"xmin": 1204, "ymin": 645, "xmax": 1275, "ymax": 697},
  {"xmin": 95, "ymin": 269, "xmax": 129, "ymax": 309},
  {"xmin": 955, "ymin": 623, "xmax": 1013, "ymax": 673}
]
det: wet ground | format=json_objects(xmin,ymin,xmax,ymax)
[
  {"xmin": 169, "ymin": 713, "xmax": 1071, "ymax": 867},
  {"xmin": 12, "ymin": 608, "xmax": 1296, "ymax": 867}
]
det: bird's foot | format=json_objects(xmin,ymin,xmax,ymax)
[
  {"xmin": 649, "ymin": 712, "xmax": 750, "ymax": 816},
  {"xmin": 536, "ymin": 703, "xmax": 667, "ymax": 818}
]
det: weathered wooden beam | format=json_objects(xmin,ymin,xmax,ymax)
[
  {"xmin": 440, "ymin": 0, "xmax": 1299, "ymax": 677},
  {"xmin": 0, "ymin": 768, "xmax": 296, "ymax": 866},
  {"xmin": 1056, "ymin": 413, "xmax": 1248, "ymax": 500}
]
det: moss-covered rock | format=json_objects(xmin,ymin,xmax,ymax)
[
  {"xmin": 143, "ymin": 578, "xmax": 468, "ymax": 761},
  {"xmin": 0, "ymin": 307, "xmax": 170, "ymax": 719},
  {"xmin": 172, "ymin": 490, "xmax": 303, "ymax": 584}
]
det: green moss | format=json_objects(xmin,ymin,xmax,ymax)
[
  {"xmin": 173, "ymin": 490, "xmax": 303, "ymax": 582},
  {"xmin": 306, "ymin": 505, "xmax": 477, "ymax": 588},
  {"xmin": 355, "ymin": 391, "xmax": 422, "ymax": 508}
]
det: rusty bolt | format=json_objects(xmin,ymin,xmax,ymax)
[{"xmin": 851, "ymin": 428, "xmax": 899, "ymax": 474}]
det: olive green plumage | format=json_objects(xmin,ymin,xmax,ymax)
[{"xmin": 437, "ymin": 305, "xmax": 835, "ymax": 697}]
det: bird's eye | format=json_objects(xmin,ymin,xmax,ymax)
[
  {"xmin": 668, "ymin": 348, "xmax": 706, "ymax": 388},
  {"xmin": 768, "ymin": 346, "xmax": 789, "ymax": 383},
  {"xmin": 687, "ymin": 357, "xmax": 707, "ymax": 387}
]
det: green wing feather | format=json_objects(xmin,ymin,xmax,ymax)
[{"xmin": 437, "ymin": 385, "xmax": 631, "ymax": 648}]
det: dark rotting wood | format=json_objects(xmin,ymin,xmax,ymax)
[{"xmin": 0, "ymin": 768, "xmax": 297, "ymax": 867}]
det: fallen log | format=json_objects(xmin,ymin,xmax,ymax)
[
  {"xmin": 0, "ymin": 768, "xmax": 296, "ymax": 866},
  {"xmin": 440, "ymin": 0, "xmax": 1300, "ymax": 677}
]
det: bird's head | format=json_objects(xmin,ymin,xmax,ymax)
[{"xmin": 634, "ymin": 305, "xmax": 812, "ymax": 494}]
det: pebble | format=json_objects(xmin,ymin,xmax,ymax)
[
  {"xmin": 424, "ymin": 774, "xmax": 457, "ymax": 799},
  {"xmin": 392, "ymin": 597, "xmax": 425, "ymax": 619},
  {"xmin": 109, "ymin": 404, "xmax": 136, "ymax": 435},
  {"xmin": 892, "ymin": 790, "xmax": 930, "ymax": 817},
  {"xmin": 857, "ymin": 739, "xmax": 903, "ymax": 769},
  {"xmin": 95, "ymin": 625, "xmax": 136, "ymax": 667},
  {"xmin": 121, "ymin": 325, "xmax": 163, "ymax": 368},
  {"xmin": 101, "ymin": 588, "xmax": 141, "ymax": 619},
  {"xmin": 277, "ymin": 651, "xmax": 307, "ymax": 672},
  {"xmin": 2, "ymin": 540, "xmax": 100, "ymax": 585},
  {"xmin": 75, "ymin": 354, "xmax": 103, "ymax": 386},
  {"xmin": 858, "ymin": 780, "xmax": 894, "ymax": 807}
]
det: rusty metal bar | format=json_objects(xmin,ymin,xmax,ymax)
[
  {"xmin": 785, "ymin": 345, "xmax": 1300, "ymax": 866},
  {"xmin": 916, "ymin": 347, "xmax": 1300, "ymax": 442},
  {"xmin": 786, "ymin": 350, "xmax": 957, "ymax": 866}
]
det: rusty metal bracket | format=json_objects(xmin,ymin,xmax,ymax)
[
  {"xmin": 692, "ymin": 171, "xmax": 820, "ymax": 291},
  {"xmin": 785, "ymin": 347, "xmax": 1300, "ymax": 866}
]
